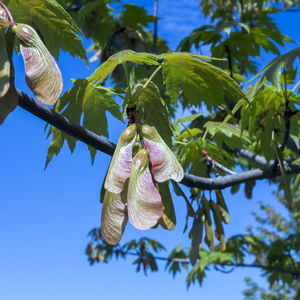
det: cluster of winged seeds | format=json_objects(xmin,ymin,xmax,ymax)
[
  {"xmin": 0, "ymin": 6, "xmax": 62, "ymax": 123},
  {"xmin": 101, "ymin": 124, "xmax": 184, "ymax": 245}
]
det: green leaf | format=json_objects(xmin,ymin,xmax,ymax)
[
  {"xmin": 82, "ymin": 82, "xmax": 123, "ymax": 162},
  {"xmin": 45, "ymin": 79, "xmax": 123, "ymax": 166},
  {"xmin": 173, "ymin": 113, "xmax": 202, "ymax": 135},
  {"xmin": 0, "ymin": 79, "xmax": 18, "ymax": 125},
  {"xmin": 204, "ymin": 121, "xmax": 250, "ymax": 150},
  {"xmin": 171, "ymin": 181, "xmax": 195, "ymax": 218},
  {"xmin": 0, "ymin": 28, "xmax": 10, "ymax": 98},
  {"xmin": 189, "ymin": 210, "xmax": 204, "ymax": 266},
  {"xmin": 215, "ymin": 190, "xmax": 230, "ymax": 224},
  {"xmin": 122, "ymin": 4, "xmax": 156, "ymax": 28},
  {"xmin": 249, "ymin": 47, "xmax": 300, "ymax": 91},
  {"xmin": 136, "ymin": 81, "xmax": 173, "ymax": 146},
  {"xmin": 4, "ymin": 0, "xmax": 87, "ymax": 62},
  {"xmin": 274, "ymin": 144, "xmax": 293, "ymax": 207},
  {"xmin": 210, "ymin": 200, "xmax": 226, "ymax": 251},
  {"xmin": 202, "ymin": 196, "xmax": 214, "ymax": 251},
  {"xmin": 158, "ymin": 181, "xmax": 176, "ymax": 231},
  {"xmin": 90, "ymin": 50, "xmax": 160, "ymax": 84},
  {"xmin": 162, "ymin": 52, "xmax": 247, "ymax": 109}
]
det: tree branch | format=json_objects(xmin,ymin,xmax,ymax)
[
  {"xmin": 152, "ymin": 0, "xmax": 158, "ymax": 53},
  {"xmin": 17, "ymin": 90, "xmax": 300, "ymax": 190},
  {"xmin": 97, "ymin": 249, "xmax": 300, "ymax": 277}
]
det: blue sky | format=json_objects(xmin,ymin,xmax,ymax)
[{"xmin": 0, "ymin": 1, "xmax": 299, "ymax": 300}]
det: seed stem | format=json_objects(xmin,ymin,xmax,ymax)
[{"xmin": 0, "ymin": 1, "xmax": 15, "ymax": 26}]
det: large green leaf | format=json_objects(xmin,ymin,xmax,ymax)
[
  {"xmin": 204, "ymin": 121, "xmax": 250, "ymax": 150},
  {"xmin": 162, "ymin": 52, "xmax": 247, "ymax": 109},
  {"xmin": 249, "ymin": 47, "xmax": 300, "ymax": 92},
  {"xmin": 45, "ymin": 79, "xmax": 123, "ymax": 166},
  {"xmin": 4, "ymin": 0, "xmax": 87, "ymax": 61},
  {"xmin": 135, "ymin": 81, "xmax": 173, "ymax": 146},
  {"xmin": 90, "ymin": 50, "xmax": 160, "ymax": 84}
]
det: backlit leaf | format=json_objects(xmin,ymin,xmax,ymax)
[
  {"xmin": 162, "ymin": 52, "xmax": 247, "ymax": 109},
  {"xmin": 4, "ymin": 0, "xmax": 87, "ymax": 61},
  {"xmin": 90, "ymin": 50, "xmax": 160, "ymax": 84}
]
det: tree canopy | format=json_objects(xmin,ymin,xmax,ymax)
[{"xmin": 0, "ymin": 0, "xmax": 299, "ymax": 298}]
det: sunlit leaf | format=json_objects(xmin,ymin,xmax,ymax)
[
  {"xmin": 4, "ymin": 0, "xmax": 87, "ymax": 61},
  {"xmin": 90, "ymin": 50, "xmax": 160, "ymax": 84},
  {"xmin": 162, "ymin": 52, "xmax": 247, "ymax": 109}
]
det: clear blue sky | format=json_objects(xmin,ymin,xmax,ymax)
[{"xmin": 0, "ymin": 1, "xmax": 299, "ymax": 299}]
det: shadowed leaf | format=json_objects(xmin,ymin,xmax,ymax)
[
  {"xmin": 0, "ymin": 28, "xmax": 10, "ymax": 98},
  {"xmin": 158, "ymin": 181, "xmax": 176, "ymax": 231}
]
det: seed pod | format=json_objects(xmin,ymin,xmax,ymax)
[
  {"xmin": 12, "ymin": 23, "xmax": 63, "ymax": 105},
  {"xmin": 127, "ymin": 148, "xmax": 163, "ymax": 230},
  {"xmin": 101, "ymin": 183, "xmax": 128, "ymax": 245},
  {"xmin": 105, "ymin": 124, "xmax": 137, "ymax": 194},
  {"xmin": 0, "ymin": 7, "xmax": 10, "ymax": 28},
  {"xmin": 215, "ymin": 190, "xmax": 230, "ymax": 224},
  {"xmin": 0, "ymin": 28, "xmax": 10, "ymax": 97},
  {"xmin": 231, "ymin": 184, "xmax": 240, "ymax": 194},
  {"xmin": 140, "ymin": 124, "xmax": 184, "ymax": 183},
  {"xmin": 201, "ymin": 196, "xmax": 214, "ymax": 251},
  {"xmin": 188, "ymin": 209, "xmax": 204, "ymax": 266},
  {"xmin": 210, "ymin": 200, "xmax": 226, "ymax": 251}
]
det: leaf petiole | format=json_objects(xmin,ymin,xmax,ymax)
[{"xmin": 0, "ymin": 1, "xmax": 15, "ymax": 26}]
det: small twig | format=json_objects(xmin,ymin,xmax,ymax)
[
  {"xmin": 224, "ymin": 44, "xmax": 234, "ymax": 79},
  {"xmin": 17, "ymin": 91, "xmax": 300, "ymax": 191},
  {"xmin": 280, "ymin": 102, "xmax": 292, "ymax": 152},
  {"xmin": 202, "ymin": 150, "xmax": 236, "ymax": 175},
  {"xmin": 152, "ymin": 0, "xmax": 158, "ymax": 53},
  {"xmin": 90, "ymin": 245, "xmax": 300, "ymax": 277}
]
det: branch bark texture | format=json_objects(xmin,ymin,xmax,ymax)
[{"xmin": 17, "ymin": 91, "xmax": 300, "ymax": 190}]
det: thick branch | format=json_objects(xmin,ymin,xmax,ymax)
[
  {"xmin": 17, "ymin": 90, "xmax": 115, "ymax": 156},
  {"xmin": 17, "ymin": 91, "xmax": 300, "ymax": 190}
]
